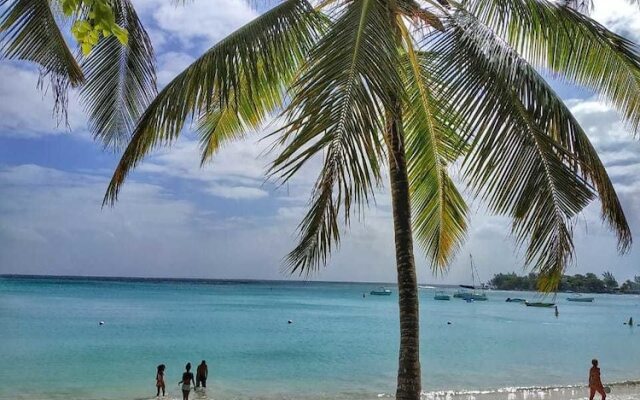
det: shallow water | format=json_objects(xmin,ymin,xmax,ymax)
[{"xmin": 0, "ymin": 276, "xmax": 638, "ymax": 400}]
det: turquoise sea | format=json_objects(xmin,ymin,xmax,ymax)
[{"xmin": 0, "ymin": 276, "xmax": 639, "ymax": 400}]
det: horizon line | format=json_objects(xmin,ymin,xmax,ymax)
[{"xmin": 0, "ymin": 273, "xmax": 455, "ymax": 287}]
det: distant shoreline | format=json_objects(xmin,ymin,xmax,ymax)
[
  {"xmin": 2, "ymin": 274, "xmax": 640, "ymax": 295},
  {"xmin": 497, "ymin": 289, "xmax": 640, "ymax": 295}
]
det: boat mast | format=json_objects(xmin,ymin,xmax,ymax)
[
  {"xmin": 470, "ymin": 254, "xmax": 484, "ymax": 291},
  {"xmin": 470, "ymin": 254, "xmax": 475, "ymax": 287}
]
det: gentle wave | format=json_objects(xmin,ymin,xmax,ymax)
[
  {"xmin": 12, "ymin": 382, "xmax": 640, "ymax": 400},
  {"xmin": 414, "ymin": 381, "xmax": 640, "ymax": 400}
]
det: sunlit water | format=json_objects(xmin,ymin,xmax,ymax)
[{"xmin": 0, "ymin": 276, "xmax": 638, "ymax": 400}]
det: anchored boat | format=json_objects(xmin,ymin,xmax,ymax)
[
  {"xmin": 455, "ymin": 255, "xmax": 488, "ymax": 301},
  {"xmin": 525, "ymin": 301, "xmax": 555, "ymax": 308},
  {"xmin": 454, "ymin": 291, "xmax": 488, "ymax": 301},
  {"xmin": 567, "ymin": 295, "xmax": 594, "ymax": 302},
  {"xmin": 434, "ymin": 291, "xmax": 451, "ymax": 301},
  {"xmin": 506, "ymin": 298, "xmax": 527, "ymax": 303},
  {"xmin": 370, "ymin": 287, "xmax": 392, "ymax": 296}
]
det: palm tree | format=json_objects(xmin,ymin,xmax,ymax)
[
  {"xmin": 602, "ymin": 271, "xmax": 618, "ymax": 290},
  {"xmin": 5, "ymin": 0, "xmax": 640, "ymax": 399}
]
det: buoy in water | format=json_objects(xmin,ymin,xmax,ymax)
[
  {"xmin": 99, "ymin": 321, "xmax": 105, "ymax": 326},
  {"xmin": 288, "ymin": 320, "xmax": 293, "ymax": 324}
]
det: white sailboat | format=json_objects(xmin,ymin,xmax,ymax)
[{"xmin": 454, "ymin": 255, "xmax": 488, "ymax": 301}]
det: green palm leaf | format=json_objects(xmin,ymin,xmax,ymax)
[
  {"xmin": 80, "ymin": 0, "xmax": 156, "ymax": 150},
  {"xmin": 271, "ymin": 0, "xmax": 403, "ymax": 274},
  {"xmin": 0, "ymin": 0, "xmax": 84, "ymax": 109},
  {"xmin": 103, "ymin": 0, "xmax": 324, "ymax": 205},
  {"xmin": 467, "ymin": 0, "xmax": 640, "ymax": 135},
  {"xmin": 432, "ymin": 14, "xmax": 631, "ymax": 290},
  {"xmin": 196, "ymin": 60, "xmax": 292, "ymax": 165},
  {"xmin": 399, "ymin": 25, "xmax": 468, "ymax": 271}
]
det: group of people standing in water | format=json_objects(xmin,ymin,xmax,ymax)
[
  {"xmin": 155, "ymin": 360, "xmax": 208, "ymax": 399},
  {"xmin": 152, "ymin": 358, "xmax": 609, "ymax": 399}
]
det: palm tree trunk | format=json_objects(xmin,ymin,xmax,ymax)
[{"xmin": 386, "ymin": 98, "xmax": 421, "ymax": 400}]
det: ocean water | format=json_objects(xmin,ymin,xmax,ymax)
[{"xmin": 0, "ymin": 276, "xmax": 638, "ymax": 400}]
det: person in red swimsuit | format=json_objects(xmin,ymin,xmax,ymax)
[{"xmin": 589, "ymin": 359, "xmax": 606, "ymax": 400}]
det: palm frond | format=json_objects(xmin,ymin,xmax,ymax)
[
  {"xmin": 271, "ymin": 0, "xmax": 403, "ymax": 274},
  {"xmin": 80, "ymin": 0, "xmax": 156, "ymax": 150},
  {"xmin": 453, "ymin": 11, "xmax": 631, "ymax": 255},
  {"xmin": 0, "ymin": 0, "xmax": 84, "ymax": 115},
  {"xmin": 103, "ymin": 0, "xmax": 324, "ymax": 205},
  {"xmin": 431, "ymin": 13, "xmax": 631, "ymax": 290},
  {"xmin": 399, "ymin": 25, "xmax": 468, "ymax": 271},
  {"xmin": 196, "ymin": 59, "xmax": 292, "ymax": 165},
  {"xmin": 397, "ymin": 0, "xmax": 445, "ymax": 31},
  {"xmin": 466, "ymin": 0, "xmax": 640, "ymax": 135},
  {"xmin": 561, "ymin": 0, "xmax": 593, "ymax": 14}
]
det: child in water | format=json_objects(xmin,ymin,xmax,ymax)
[{"xmin": 156, "ymin": 364, "xmax": 166, "ymax": 397}]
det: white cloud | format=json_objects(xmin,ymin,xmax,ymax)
[
  {"xmin": 146, "ymin": 27, "xmax": 169, "ymax": 51},
  {"xmin": 207, "ymin": 184, "xmax": 269, "ymax": 199},
  {"xmin": 0, "ymin": 165, "xmax": 199, "ymax": 276},
  {"xmin": 0, "ymin": 64, "xmax": 87, "ymax": 138},
  {"xmin": 0, "ymin": 164, "xmax": 398, "ymax": 282},
  {"xmin": 130, "ymin": 118, "xmax": 320, "ymax": 202},
  {"xmin": 0, "ymin": 163, "xmax": 99, "ymax": 186},
  {"xmin": 157, "ymin": 51, "xmax": 195, "ymax": 86},
  {"xmin": 0, "ymin": 164, "xmax": 278, "ymax": 278},
  {"xmin": 151, "ymin": 0, "xmax": 257, "ymax": 50},
  {"xmin": 568, "ymin": 98, "xmax": 640, "ymax": 171},
  {"xmin": 138, "ymin": 135, "xmax": 269, "ymax": 184},
  {"xmin": 591, "ymin": 0, "xmax": 640, "ymax": 41}
]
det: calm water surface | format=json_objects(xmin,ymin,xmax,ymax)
[{"xmin": 0, "ymin": 277, "xmax": 638, "ymax": 400}]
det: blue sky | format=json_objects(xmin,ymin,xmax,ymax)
[{"xmin": 1, "ymin": 0, "xmax": 640, "ymax": 284}]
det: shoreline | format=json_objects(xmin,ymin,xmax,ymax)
[
  {"xmin": 8, "ymin": 380, "xmax": 640, "ymax": 400},
  {"xmin": 420, "ymin": 380, "xmax": 640, "ymax": 400}
]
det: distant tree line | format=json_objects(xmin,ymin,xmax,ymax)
[{"xmin": 489, "ymin": 272, "xmax": 640, "ymax": 294}]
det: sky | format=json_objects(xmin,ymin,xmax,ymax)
[{"xmin": 1, "ymin": 0, "xmax": 640, "ymax": 285}]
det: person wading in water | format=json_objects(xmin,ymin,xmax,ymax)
[
  {"xmin": 589, "ymin": 359, "xmax": 607, "ymax": 400},
  {"xmin": 179, "ymin": 363, "xmax": 195, "ymax": 400},
  {"xmin": 155, "ymin": 364, "xmax": 166, "ymax": 397},
  {"xmin": 196, "ymin": 360, "xmax": 208, "ymax": 388}
]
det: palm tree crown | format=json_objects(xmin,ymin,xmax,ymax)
[{"xmin": 95, "ymin": 0, "xmax": 638, "ymax": 285}]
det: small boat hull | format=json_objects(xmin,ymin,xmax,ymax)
[
  {"xmin": 567, "ymin": 297, "xmax": 594, "ymax": 302},
  {"xmin": 525, "ymin": 301, "xmax": 555, "ymax": 308},
  {"xmin": 453, "ymin": 291, "xmax": 488, "ymax": 301},
  {"xmin": 370, "ymin": 287, "xmax": 392, "ymax": 296},
  {"xmin": 456, "ymin": 292, "xmax": 487, "ymax": 301},
  {"xmin": 434, "ymin": 290, "xmax": 450, "ymax": 300},
  {"xmin": 506, "ymin": 298, "xmax": 526, "ymax": 303}
]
